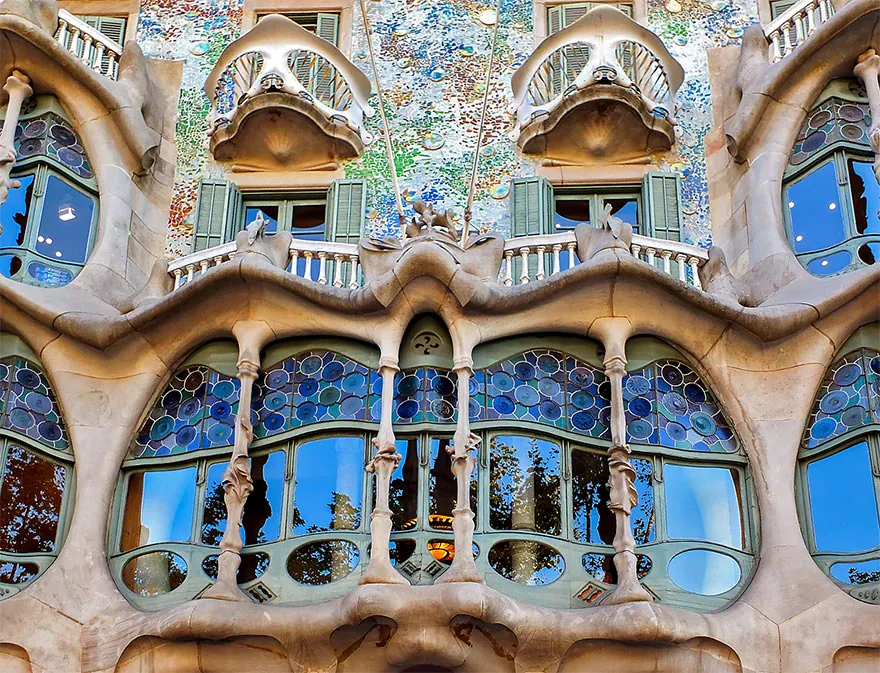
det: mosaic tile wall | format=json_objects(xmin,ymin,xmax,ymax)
[{"xmin": 135, "ymin": 0, "xmax": 759, "ymax": 257}]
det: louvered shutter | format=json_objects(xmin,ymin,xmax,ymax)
[
  {"xmin": 80, "ymin": 16, "xmax": 126, "ymax": 75},
  {"xmin": 510, "ymin": 177, "xmax": 554, "ymax": 238},
  {"xmin": 561, "ymin": 5, "xmax": 591, "ymax": 90},
  {"xmin": 313, "ymin": 13, "xmax": 340, "ymax": 105},
  {"xmin": 546, "ymin": 7, "xmax": 565, "ymax": 98},
  {"xmin": 770, "ymin": 0, "xmax": 797, "ymax": 18},
  {"xmin": 193, "ymin": 181, "xmax": 241, "ymax": 252},
  {"xmin": 642, "ymin": 172, "xmax": 682, "ymax": 241},
  {"xmin": 326, "ymin": 179, "xmax": 366, "ymax": 243}
]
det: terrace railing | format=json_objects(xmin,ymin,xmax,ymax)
[
  {"xmin": 54, "ymin": 10, "xmax": 124, "ymax": 80},
  {"xmin": 764, "ymin": 0, "xmax": 835, "ymax": 63}
]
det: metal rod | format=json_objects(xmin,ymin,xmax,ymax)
[
  {"xmin": 463, "ymin": 0, "xmax": 504, "ymax": 247},
  {"xmin": 358, "ymin": 0, "xmax": 406, "ymax": 238}
]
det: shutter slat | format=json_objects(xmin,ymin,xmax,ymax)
[
  {"xmin": 193, "ymin": 180, "xmax": 241, "ymax": 252},
  {"xmin": 510, "ymin": 177, "xmax": 555, "ymax": 238},
  {"xmin": 642, "ymin": 172, "xmax": 682, "ymax": 242},
  {"xmin": 327, "ymin": 179, "xmax": 365, "ymax": 243}
]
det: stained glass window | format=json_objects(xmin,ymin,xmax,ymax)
[{"xmin": 0, "ymin": 356, "xmax": 69, "ymax": 452}]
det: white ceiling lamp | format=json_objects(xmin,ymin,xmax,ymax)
[{"xmin": 58, "ymin": 206, "xmax": 76, "ymax": 222}]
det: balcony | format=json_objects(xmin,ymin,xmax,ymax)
[
  {"xmin": 54, "ymin": 10, "xmax": 124, "ymax": 80},
  {"xmin": 204, "ymin": 14, "xmax": 374, "ymax": 172},
  {"xmin": 764, "ymin": 0, "xmax": 836, "ymax": 63},
  {"xmin": 510, "ymin": 6, "xmax": 684, "ymax": 165}
]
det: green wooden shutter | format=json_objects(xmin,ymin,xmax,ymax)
[
  {"xmin": 313, "ymin": 13, "xmax": 340, "ymax": 103},
  {"xmin": 315, "ymin": 13, "xmax": 340, "ymax": 46},
  {"xmin": 770, "ymin": 0, "xmax": 797, "ymax": 19},
  {"xmin": 510, "ymin": 177, "xmax": 555, "ymax": 238},
  {"xmin": 79, "ymin": 15, "xmax": 127, "ymax": 74},
  {"xmin": 193, "ymin": 180, "xmax": 241, "ymax": 252},
  {"xmin": 642, "ymin": 172, "xmax": 682, "ymax": 241},
  {"xmin": 326, "ymin": 179, "xmax": 366, "ymax": 243}
]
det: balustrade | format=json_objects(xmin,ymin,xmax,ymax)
[
  {"xmin": 54, "ymin": 10, "xmax": 124, "ymax": 80},
  {"xmin": 764, "ymin": 0, "xmax": 835, "ymax": 63}
]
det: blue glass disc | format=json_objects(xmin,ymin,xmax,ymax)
[
  {"xmin": 432, "ymin": 375, "xmax": 455, "ymax": 396},
  {"xmin": 264, "ymin": 412, "xmax": 285, "ymax": 431},
  {"xmin": 8, "ymin": 408, "xmax": 34, "ymax": 429},
  {"xmin": 300, "ymin": 356, "xmax": 322, "ymax": 376},
  {"xmin": 16, "ymin": 369, "xmax": 40, "ymax": 389},
  {"xmin": 628, "ymin": 397, "xmax": 651, "ymax": 418},
  {"xmin": 810, "ymin": 417, "xmax": 837, "ymax": 440},
  {"xmin": 819, "ymin": 390, "xmax": 849, "ymax": 414},
  {"xmin": 661, "ymin": 365, "xmax": 683, "ymax": 386},
  {"xmin": 398, "ymin": 400, "xmax": 419, "ymax": 419},
  {"xmin": 179, "ymin": 398, "xmax": 201, "ymax": 420},
  {"xmin": 691, "ymin": 411, "xmax": 717, "ymax": 437},
  {"xmin": 540, "ymin": 400, "xmax": 562, "ymax": 420},
  {"xmin": 299, "ymin": 379, "xmax": 319, "ymax": 397},
  {"xmin": 625, "ymin": 376, "xmax": 651, "ymax": 396},
  {"xmin": 150, "ymin": 416, "xmax": 174, "ymax": 441},
  {"xmin": 666, "ymin": 422, "xmax": 687, "ymax": 442},
  {"xmin": 319, "ymin": 387, "xmax": 341, "ymax": 406},
  {"xmin": 342, "ymin": 372, "xmax": 366, "ymax": 393},
  {"xmin": 296, "ymin": 403, "xmax": 317, "ymax": 422},
  {"xmin": 662, "ymin": 392, "xmax": 688, "ymax": 416},
  {"xmin": 569, "ymin": 368, "xmax": 593, "ymax": 387},
  {"xmin": 515, "ymin": 385, "xmax": 540, "ymax": 406},
  {"xmin": 537, "ymin": 377, "xmax": 560, "ymax": 397},
  {"xmin": 323, "ymin": 362, "xmax": 345, "ymax": 381},
  {"xmin": 571, "ymin": 410, "xmax": 597, "ymax": 431},
  {"xmin": 212, "ymin": 380, "xmax": 236, "ymax": 400},
  {"xmin": 683, "ymin": 383, "xmax": 706, "ymax": 404},
  {"xmin": 834, "ymin": 363, "xmax": 862, "ymax": 386},
  {"xmin": 38, "ymin": 421, "xmax": 62, "ymax": 442},
  {"xmin": 339, "ymin": 396, "xmax": 364, "ymax": 416},
  {"xmin": 175, "ymin": 425, "xmax": 196, "ymax": 446},
  {"xmin": 571, "ymin": 390, "xmax": 594, "ymax": 410},
  {"xmin": 491, "ymin": 371, "xmax": 515, "ymax": 391},
  {"xmin": 25, "ymin": 392, "xmax": 52, "ymax": 414},
  {"xmin": 841, "ymin": 406, "xmax": 867, "ymax": 427},
  {"xmin": 210, "ymin": 401, "xmax": 232, "ymax": 420},
  {"xmin": 265, "ymin": 369, "xmax": 289, "ymax": 390},
  {"xmin": 493, "ymin": 395, "xmax": 515, "ymax": 415},
  {"xmin": 628, "ymin": 418, "xmax": 652, "ymax": 440},
  {"xmin": 398, "ymin": 375, "xmax": 421, "ymax": 396},
  {"xmin": 207, "ymin": 422, "xmax": 231, "ymax": 444},
  {"xmin": 514, "ymin": 361, "xmax": 536, "ymax": 381},
  {"xmin": 537, "ymin": 354, "xmax": 560, "ymax": 374},
  {"xmin": 264, "ymin": 391, "xmax": 287, "ymax": 411}
]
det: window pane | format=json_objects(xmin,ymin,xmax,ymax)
[
  {"xmin": 806, "ymin": 249, "xmax": 852, "ymax": 276},
  {"xmin": 120, "ymin": 467, "xmax": 196, "ymax": 552},
  {"xmin": 245, "ymin": 206, "xmax": 278, "ymax": 234},
  {"xmin": 35, "ymin": 175, "xmax": 94, "ymax": 264},
  {"xmin": 848, "ymin": 159, "xmax": 880, "ymax": 235},
  {"xmin": 571, "ymin": 449, "xmax": 614, "ymax": 544},
  {"xmin": 429, "ymin": 436, "xmax": 478, "ymax": 528},
  {"xmin": 668, "ymin": 549, "xmax": 741, "ymax": 596},
  {"xmin": 807, "ymin": 442, "xmax": 880, "ymax": 553},
  {"xmin": 0, "ymin": 445, "xmax": 66, "ymax": 553},
  {"xmin": 0, "ymin": 174, "xmax": 34, "ymax": 249},
  {"xmin": 489, "ymin": 435, "xmax": 561, "ymax": 535},
  {"xmin": 604, "ymin": 198, "xmax": 639, "ymax": 234},
  {"xmin": 389, "ymin": 438, "xmax": 418, "ymax": 531},
  {"xmin": 555, "ymin": 198, "xmax": 590, "ymax": 230},
  {"xmin": 632, "ymin": 457, "xmax": 655, "ymax": 543},
  {"xmin": 786, "ymin": 162, "xmax": 847, "ymax": 254},
  {"xmin": 292, "ymin": 436, "xmax": 363, "ymax": 533},
  {"xmin": 291, "ymin": 203, "xmax": 326, "ymax": 241},
  {"xmin": 664, "ymin": 464, "xmax": 744, "ymax": 549}
]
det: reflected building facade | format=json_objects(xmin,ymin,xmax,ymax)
[{"xmin": 0, "ymin": 1, "xmax": 878, "ymax": 672}]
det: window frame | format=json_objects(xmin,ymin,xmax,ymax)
[
  {"xmin": 534, "ymin": 0, "xmax": 646, "ymax": 40},
  {"xmin": 553, "ymin": 186, "xmax": 643, "ymax": 234},
  {"xmin": 241, "ymin": 191, "xmax": 329, "ymax": 240},
  {"xmin": 243, "ymin": 0, "xmax": 353, "ymax": 57}
]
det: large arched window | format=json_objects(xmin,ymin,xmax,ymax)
[
  {"xmin": 0, "ymin": 96, "xmax": 98, "ymax": 287},
  {"xmin": 797, "ymin": 323, "xmax": 880, "ymax": 604},
  {"xmin": 0, "ymin": 333, "xmax": 73, "ymax": 599},
  {"xmin": 783, "ymin": 78, "xmax": 879, "ymax": 276}
]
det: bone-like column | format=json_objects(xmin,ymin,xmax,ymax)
[
  {"xmin": 202, "ymin": 321, "xmax": 273, "ymax": 602},
  {"xmin": 592, "ymin": 318, "xmax": 653, "ymax": 605},
  {"xmin": 854, "ymin": 50, "xmax": 880, "ymax": 185},
  {"xmin": 360, "ymin": 358, "xmax": 410, "ymax": 585},
  {"xmin": 0, "ymin": 71, "xmax": 33, "ymax": 211},
  {"xmin": 436, "ymin": 358, "xmax": 482, "ymax": 584}
]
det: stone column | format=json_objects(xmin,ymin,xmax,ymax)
[
  {"xmin": 360, "ymin": 357, "xmax": 409, "ymax": 585},
  {"xmin": 202, "ymin": 321, "xmax": 273, "ymax": 602},
  {"xmin": 854, "ymin": 49, "xmax": 880, "ymax": 185},
  {"xmin": 591, "ymin": 318, "xmax": 653, "ymax": 605},
  {"xmin": 436, "ymin": 358, "xmax": 482, "ymax": 583},
  {"xmin": 0, "ymin": 71, "xmax": 33, "ymax": 210}
]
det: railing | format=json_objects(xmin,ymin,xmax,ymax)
[
  {"xmin": 764, "ymin": 0, "xmax": 835, "ymax": 63},
  {"xmin": 500, "ymin": 231, "xmax": 708, "ymax": 289},
  {"xmin": 54, "ymin": 10, "xmax": 124, "ymax": 80},
  {"xmin": 167, "ymin": 239, "xmax": 363, "ymax": 291},
  {"xmin": 204, "ymin": 14, "xmax": 373, "ymax": 144},
  {"xmin": 511, "ymin": 6, "xmax": 684, "ymax": 131}
]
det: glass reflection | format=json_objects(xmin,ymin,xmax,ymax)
[
  {"xmin": 290, "ymin": 203, "xmax": 326, "ymax": 241},
  {"xmin": 292, "ymin": 436, "xmax": 363, "ymax": 534},
  {"xmin": 286, "ymin": 539, "xmax": 360, "ymax": 585},
  {"xmin": 34, "ymin": 175, "xmax": 94, "ymax": 264},
  {"xmin": 806, "ymin": 249, "xmax": 852, "ymax": 276},
  {"xmin": 245, "ymin": 206, "xmax": 279, "ymax": 234},
  {"xmin": 604, "ymin": 198, "xmax": 639, "ymax": 234},
  {"xmin": 430, "ymin": 436, "xmax": 478, "ymax": 528},
  {"xmin": 664, "ymin": 464, "xmax": 744, "ymax": 549},
  {"xmin": 787, "ymin": 162, "xmax": 846, "ymax": 253},
  {"xmin": 830, "ymin": 558, "xmax": 880, "ymax": 585},
  {"xmin": 389, "ymin": 438, "xmax": 418, "ymax": 530},
  {"xmin": 571, "ymin": 450, "xmax": 614, "ymax": 544},
  {"xmin": 555, "ymin": 198, "xmax": 590, "ymax": 230},
  {"xmin": 582, "ymin": 552, "xmax": 652, "ymax": 584},
  {"xmin": 488, "ymin": 539, "xmax": 565, "ymax": 585},
  {"xmin": 668, "ymin": 549, "xmax": 740, "ymax": 595},
  {"xmin": 489, "ymin": 435, "xmax": 561, "ymax": 536},
  {"xmin": 0, "ymin": 445, "xmax": 66, "ymax": 553},
  {"xmin": 807, "ymin": 442, "xmax": 880, "ymax": 553},
  {"xmin": 0, "ymin": 560, "xmax": 39, "ymax": 584},
  {"xmin": 202, "ymin": 552, "xmax": 270, "ymax": 584},
  {"xmin": 122, "ymin": 551, "xmax": 188, "ymax": 596},
  {"xmin": 0, "ymin": 174, "xmax": 33, "ymax": 251},
  {"xmin": 848, "ymin": 159, "xmax": 880, "ymax": 235},
  {"xmin": 121, "ymin": 467, "xmax": 196, "ymax": 552}
]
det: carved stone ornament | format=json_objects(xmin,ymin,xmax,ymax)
[
  {"xmin": 0, "ymin": 71, "xmax": 33, "ymax": 225},
  {"xmin": 853, "ymin": 49, "xmax": 880, "ymax": 185}
]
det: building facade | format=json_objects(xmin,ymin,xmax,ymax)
[{"xmin": 0, "ymin": 0, "xmax": 878, "ymax": 671}]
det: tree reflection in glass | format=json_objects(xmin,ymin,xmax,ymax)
[
  {"xmin": 848, "ymin": 159, "xmax": 880, "ymax": 235},
  {"xmin": 0, "ymin": 174, "xmax": 34, "ymax": 251},
  {"xmin": 490, "ymin": 435, "xmax": 561, "ymax": 535},
  {"xmin": 120, "ymin": 467, "xmax": 195, "ymax": 552},
  {"xmin": 807, "ymin": 442, "xmax": 880, "ymax": 553},
  {"xmin": 0, "ymin": 445, "xmax": 65, "ymax": 553},
  {"xmin": 571, "ymin": 450, "xmax": 613, "ymax": 544},
  {"xmin": 429, "ymin": 436, "xmax": 477, "ymax": 529},
  {"xmin": 664, "ymin": 464, "xmax": 744, "ymax": 549},
  {"xmin": 388, "ymin": 438, "xmax": 418, "ymax": 531},
  {"xmin": 292, "ymin": 436, "xmax": 363, "ymax": 534}
]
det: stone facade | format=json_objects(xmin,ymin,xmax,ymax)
[{"xmin": 0, "ymin": 0, "xmax": 878, "ymax": 672}]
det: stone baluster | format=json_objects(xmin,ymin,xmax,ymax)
[
  {"xmin": 566, "ymin": 241, "xmax": 577, "ymax": 269},
  {"xmin": 105, "ymin": 53, "xmax": 118, "ymax": 79},
  {"xmin": 361, "ymin": 357, "xmax": 409, "ymax": 585},
  {"xmin": 349, "ymin": 255, "xmax": 360, "ymax": 288},
  {"xmin": 289, "ymin": 248, "xmax": 299, "ymax": 275},
  {"xmin": 818, "ymin": 0, "xmax": 829, "ymax": 23},
  {"xmin": 92, "ymin": 43, "xmax": 106, "ymax": 72},
  {"xmin": 202, "ymin": 322, "xmax": 272, "ymax": 601},
  {"xmin": 172, "ymin": 269, "xmax": 183, "ymax": 289},
  {"xmin": 317, "ymin": 252, "xmax": 328, "ymax": 284},
  {"xmin": 303, "ymin": 251, "xmax": 313, "ymax": 280},
  {"xmin": 436, "ymin": 357, "xmax": 482, "ymax": 584},
  {"xmin": 80, "ymin": 33, "xmax": 94, "ymax": 65},
  {"xmin": 333, "ymin": 253, "xmax": 344, "ymax": 287},
  {"xmin": 770, "ymin": 32, "xmax": 782, "ymax": 63},
  {"xmin": 535, "ymin": 245, "xmax": 546, "ymax": 280},
  {"xmin": 503, "ymin": 250, "xmax": 514, "ymax": 286},
  {"xmin": 68, "ymin": 26, "xmax": 81, "ymax": 58},
  {"xmin": 675, "ymin": 253, "xmax": 687, "ymax": 282},
  {"xmin": 806, "ymin": 2, "xmax": 817, "ymax": 33},
  {"xmin": 645, "ymin": 247, "xmax": 656, "ymax": 267},
  {"xmin": 688, "ymin": 257, "xmax": 702, "ymax": 290},
  {"xmin": 854, "ymin": 50, "xmax": 880, "ymax": 185},
  {"xmin": 0, "ymin": 72, "xmax": 33, "ymax": 210},
  {"xmin": 56, "ymin": 18, "xmax": 69, "ymax": 51},
  {"xmin": 519, "ymin": 247, "xmax": 530, "ymax": 284},
  {"xmin": 660, "ymin": 250, "xmax": 672, "ymax": 275},
  {"xmin": 213, "ymin": 255, "xmax": 223, "ymax": 267},
  {"xmin": 199, "ymin": 260, "xmax": 209, "ymax": 276},
  {"xmin": 185, "ymin": 264, "xmax": 195, "ymax": 284},
  {"xmin": 552, "ymin": 244, "xmax": 562, "ymax": 275},
  {"xmin": 592, "ymin": 318, "xmax": 653, "ymax": 605},
  {"xmin": 630, "ymin": 243, "xmax": 641, "ymax": 261}
]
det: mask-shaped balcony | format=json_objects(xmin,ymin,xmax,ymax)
[
  {"xmin": 510, "ymin": 6, "xmax": 684, "ymax": 165},
  {"xmin": 205, "ymin": 14, "xmax": 374, "ymax": 172}
]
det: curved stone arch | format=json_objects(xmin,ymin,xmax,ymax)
[
  {"xmin": 796, "ymin": 321, "xmax": 880, "ymax": 604},
  {"xmin": 0, "ymin": 643, "xmax": 32, "ymax": 673},
  {"xmin": 0, "ymin": 332, "xmax": 74, "ymax": 601}
]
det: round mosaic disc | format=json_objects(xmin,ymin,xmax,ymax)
[
  {"xmin": 264, "ymin": 413, "xmax": 285, "ymax": 431},
  {"xmin": 537, "ymin": 377, "xmax": 561, "ymax": 397},
  {"xmin": 323, "ymin": 362, "xmax": 345, "ymax": 381},
  {"xmin": 537, "ymin": 354, "xmax": 560, "ymax": 374},
  {"xmin": 150, "ymin": 416, "xmax": 174, "ymax": 441},
  {"xmin": 838, "ymin": 105, "xmax": 865, "ymax": 122},
  {"xmin": 514, "ymin": 362, "xmax": 536, "ymax": 381},
  {"xmin": 571, "ymin": 390, "xmax": 594, "ymax": 410},
  {"xmin": 339, "ymin": 396, "xmax": 363, "ymax": 416},
  {"xmin": 207, "ymin": 423, "xmax": 231, "ymax": 444},
  {"xmin": 15, "ymin": 368, "xmax": 40, "ymax": 389},
  {"xmin": 161, "ymin": 389, "xmax": 182, "ymax": 409},
  {"xmin": 493, "ymin": 396, "xmax": 515, "ymax": 415},
  {"xmin": 25, "ymin": 391, "xmax": 52, "ymax": 414},
  {"xmin": 802, "ymin": 131, "xmax": 826, "ymax": 153},
  {"xmin": 264, "ymin": 391, "xmax": 287, "ymax": 411},
  {"xmin": 662, "ymin": 392, "xmax": 688, "ymax": 416},
  {"xmin": 184, "ymin": 371, "xmax": 204, "ymax": 392},
  {"xmin": 598, "ymin": 381, "xmax": 612, "ymax": 401},
  {"xmin": 491, "ymin": 371, "xmax": 515, "ymax": 392},
  {"xmin": 50, "ymin": 124, "xmax": 76, "ymax": 146},
  {"xmin": 570, "ymin": 368, "xmax": 593, "ymax": 387},
  {"xmin": 684, "ymin": 383, "xmax": 706, "ymax": 405},
  {"xmin": 810, "ymin": 417, "xmax": 837, "ymax": 441},
  {"xmin": 691, "ymin": 412, "xmax": 717, "ymax": 437},
  {"xmin": 626, "ymin": 376, "xmax": 651, "ymax": 396},
  {"xmin": 58, "ymin": 148, "xmax": 84, "ymax": 168},
  {"xmin": 210, "ymin": 401, "xmax": 232, "ymax": 420},
  {"xmin": 572, "ymin": 410, "xmax": 597, "ymax": 431},
  {"xmin": 296, "ymin": 403, "xmax": 317, "ymax": 422},
  {"xmin": 808, "ymin": 110, "xmax": 833, "ymax": 128},
  {"xmin": 666, "ymin": 422, "xmax": 687, "ymax": 442},
  {"xmin": 628, "ymin": 397, "xmax": 651, "ymax": 418},
  {"xmin": 299, "ymin": 379, "xmax": 319, "ymax": 397},
  {"xmin": 431, "ymin": 399, "xmax": 455, "ymax": 419},
  {"xmin": 432, "ymin": 375, "xmax": 455, "ymax": 396},
  {"xmin": 212, "ymin": 380, "xmax": 236, "ymax": 400},
  {"xmin": 834, "ymin": 363, "xmax": 861, "ymax": 386},
  {"xmin": 840, "ymin": 124, "xmax": 865, "ymax": 141},
  {"xmin": 18, "ymin": 138, "xmax": 43, "ymax": 157},
  {"xmin": 8, "ymin": 408, "xmax": 34, "ymax": 430},
  {"xmin": 24, "ymin": 120, "xmax": 47, "ymax": 138},
  {"xmin": 300, "ymin": 356, "xmax": 323, "ymax": 376},
  {"xmin": 175, "ymin": 426, "xmax": 197, "ymax": 446},
  {"xmin": 819, "ymin": 390, "xmax": 849, "ymax": 414},
  {"xmin": 266, "ymin": 369, "xmax": 289, "ymax": 390},
  {"xmin": 870, "ymin": 357, "xmax": 880, "ymax": 376},
  {"xmin": 515, "ymin": 385, "xmax": 540, "ymax": 406},
  {"xmin": 841, "ymin": 406, "xmax": 867, "ymax": 427},
  {"xmin": 398, "ymin": 375, "xmax": 421, "ymax": 396},
  {"xmin": 661, "ymin": 365, "xmax": 684, "ymax": 386},
  {"xmin": 319, "ymin": 387, "xmax": 341, "ymax": 406},
  {"xmin": 398, "ymin": 400, "xmax": 419, "ymax": 419},
  {"xmin": 468, "ymin": 399, "xmax": 481, "ymax": 419},
  {"xmin": 38, "ymin": 421, "xmax": 62, "ymax": 442},
  {"xmin": 342, "ymin": 372, "xmax": 366, "ymax": 393},
  {"xmin": 178, "ymin": 398, "xmax": 201, "ymax": 420},
  {"xmin": 539, "ymin": 400, "xmax": 562, "ymax": 421},
  {"xmin": 628, "ymin": 418, "xmax": 653, "ymax": 440}
]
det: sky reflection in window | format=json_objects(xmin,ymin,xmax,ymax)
[
  {"xmin": 122, "ymin": 467, "xmax": 196, "ymax": 552},
  {"xmin": 34, "ymin": 175, "xmax": 93, "ymax": 264},
  {"xmin": 808, "ymin": 442, "xmax": 880, "ymax": 553},
  {"xmin": 664, "ymin": 464, "xmax": 744, "ymax": 549},
  {"xmin": 787, "ymin": 161, "xmax": 846, "ymax": 254},
  {"xmin": 848, "ymin": 159, "xmax": 880, "ymax": 235},
  {"xmin": 292, "ymin": 436, "xmax": 363, "ymax": 534},
  {"xmin": 0, "ymin": 174, "xmax": 33, "ymax": 251}
]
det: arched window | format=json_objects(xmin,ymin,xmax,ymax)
[
  {"xmin": 783, "ymin": 78, "xmax": 879, "ymax": 276},
  {"xmin": 0, "ymin": 96, "xmax": 98, "ymax": 287},
  {"xmin": 0, "ymin": 333, "xmax": 73, "ymax": 599},
  {"xmin": 797, "ymin": 323, "xmax": 880, "ymax": 604}
]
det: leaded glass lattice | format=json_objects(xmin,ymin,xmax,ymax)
[
  {"xmin": 804, "ymin": 347, "xmax": 879, "ymax": 448},
  {"xmin": 11, "ymin": 112, "xmax": 94, "ymax": 180},
  {"xmin": 0, "ymin": 356, "xmax": 69, "ymax": 452},
  {"xmin": 623, "ymin": 360, "xmax": 737, "ymax": 452},
  {"xmin": 790, "ymin": 97, "xmax": 872, "ymax": 167}
]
